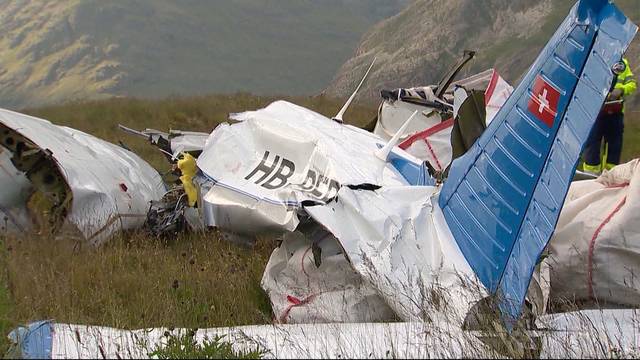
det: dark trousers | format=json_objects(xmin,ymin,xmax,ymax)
[{"xmin": 584, "ymin": 112, "xmax": 624, "ymax": 166}]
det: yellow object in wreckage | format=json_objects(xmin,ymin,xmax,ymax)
[{"xmin": 177, "ymin": 152, "xmax": 198, "ymax": 207}]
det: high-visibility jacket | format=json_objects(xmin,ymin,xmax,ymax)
[{"xmin": 615, "ymin": 58, "xmax": 637, "ymax": 113}]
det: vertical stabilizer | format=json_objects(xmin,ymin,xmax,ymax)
[{"xmin": 439, "ymin": 0, "xmax": 637, "ymax": 328}]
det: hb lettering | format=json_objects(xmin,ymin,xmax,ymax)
[{"xmin": 245, "ymin": 151, "xmax": 295, "ymax": 190}]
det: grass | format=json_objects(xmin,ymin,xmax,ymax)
[
  {"xmin": 0, "ymin": 231, "xmax": 277, "ymax": 354},
  {"xmin": 624, "ymin": 111, "xmax": 640, "ymax": 160},
  {"xmin": 149, "ymin": 332, "xmax": 265, "ymax": 359}
]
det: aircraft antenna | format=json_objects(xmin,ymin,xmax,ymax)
[{"xmin": 333, "ymin": 56, "xmax": 377, "ymax": 123}]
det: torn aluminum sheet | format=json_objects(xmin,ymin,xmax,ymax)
[
  {"xmin": 0, "ymin": 108, "xmax": 166, "ymax": 245},
  {"xmin": 167, "ymin": 130, "xmax": 209, "ymax": 158},
  {"xmin": 303, "ymin": 186, "xmax": 547, "ymax": 323},
  {"xmin": 118, "ymin": 125, "xmax": 209, "ymax": 160},
  {"xmin": 196, "ymin": 100, "xmax": 431, "ymax": 234},
  {"xmin": 304, "ymin": 186, "xmax": 483, "ymax": 322},
  {"xmin": 263, "ymin": 185, "xmax": 548, "ymax": 325},
  {"xmin": 9, "ymin": 309, "xmax": 640, "ymax": 359}
]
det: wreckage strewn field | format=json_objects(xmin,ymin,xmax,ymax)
[
  {"xmin": 0, "ymin": 94, "xmax": 379, "ymax": 353},
  {"xmin": 0, "ymin": 95, "xmax": 639, "ymax": 354}
]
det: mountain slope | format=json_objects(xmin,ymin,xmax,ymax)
[
  {"xmin": 0, "ymin": 0, "xmax": 408, "ymax": 109},
  {"xmin": 326, "ymin": 0, "xmax": 640, "ymax": 108}
]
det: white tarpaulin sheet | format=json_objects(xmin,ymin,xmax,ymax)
[
  {"xmin": 261, "ymin": 227, "xmax": 396, "ymax": 324},
  {"xmin": 10, "ymin": 310, "xmax": 639, "ymax": 358},
  {"xmin": 0, "ymin": 108, "xmax": 166, "ymax": 244},
  {"xmin": 484, "ymin": 70, "xmax": 514, "ymax": 125},
  {"xmin": 549, "ymin": 159, "xmax": 640, "ymax": 307}
]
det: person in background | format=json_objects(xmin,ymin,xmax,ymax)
[{"xmin": 583, "ymin": 58, "xmax": 636, "ymax": 175}]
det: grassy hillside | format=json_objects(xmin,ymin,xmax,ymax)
[{"xmin": 0, "ymin": 0, "xmax": 408, "ymax": 109}]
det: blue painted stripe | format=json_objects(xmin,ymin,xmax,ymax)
[{"xmin": 9, "ymin": 321, "xmax": 53, "ymax": 359}]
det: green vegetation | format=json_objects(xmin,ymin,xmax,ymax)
[{"xmin": 149, "ymin": 332, "xmax": 265, "ymax": 359}]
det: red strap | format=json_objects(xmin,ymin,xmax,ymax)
[
  {"xmin": 423, "ymin": 137, "xmax": 443, "ymax": 171},
  {"xmin": 279, "ymin": 294, "xmax": 318, "ymax": 323},
  {"xmin": 587, "ymin": 196, "xmax": 627, "ymax": 301},
  {"xmin": 485, "ymin": 69, "xmax": 499, "ymax": 106},
  {"xmin": 605, "ymin": 182, "xmax": 629, "ymax": 189},
  {"xmin": 399, "ymin": 118, "xmax": 453, "ymax": 150}
]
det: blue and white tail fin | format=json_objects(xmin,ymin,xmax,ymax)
[{"xmin": 439, "ymin": 0, "xmax": 637, "ymax": 329}]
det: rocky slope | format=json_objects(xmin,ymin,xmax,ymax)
[{"xmin": 326, "ymin": 0, "xmax": 640, "ymax": 108}]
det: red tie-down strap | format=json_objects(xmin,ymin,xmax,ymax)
[
  {"xmin": 278, "ymin": 294, "xmax": 320, "ymax": 324},
  {"xmin": 587, "ymin": 195, "xmax": 627, "ymax": 301},
  {"xmin": 399, "ymin": 118, "xmax": 454, "ymax": 171}
]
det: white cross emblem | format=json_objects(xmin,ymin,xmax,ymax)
[{"xmin": 537, "ymin": 88, "xmax": 549, "ymax": 114}]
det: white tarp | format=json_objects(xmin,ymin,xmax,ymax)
[
  {"xmin": 9, "ymin": 310, "xmax": 639, "ymax": 358},
  {"xmin": 484, "ymin": 70, "xmax": 514, "ymax": 125},
  {"xmin": 548, "ymin": 159, "xmax": 640, "ymax": 307},
  {"xmin": 0, "ymin": 108, "xmax": 166, "ymax": 244},
  {"xmin": 374, "ymin": 97, "xmax": 444, "ymax": 141},
  {"xmin": 399, "ymin": 119, "xmax": 454, "ymax": 172},
  {"xmin": 261, "ymin": 227, "xmax": 396, "ymax": 324},
  {"xmin": 196, "ymin": 101, "xmax": 422, "ymax": 234}
]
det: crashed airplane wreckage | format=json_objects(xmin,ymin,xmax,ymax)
[
  {"xmin": 117, "ymin": 0, "xmax": 637, "ymax": 329},
  {"xmin": 197, "ymin": 0, "xmax": 636, "ymax": 330},
  {"xmin": 7, "ymin": 0, "xmax": 640, "ymax": 357},
  {"xmin": 0, "ymin": 109, "xmax": 166, "ymax": 245}
]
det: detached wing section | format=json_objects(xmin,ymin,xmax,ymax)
[{"xmin": 439, "ymin": 0, "xmax": 637, "ymax": 327}]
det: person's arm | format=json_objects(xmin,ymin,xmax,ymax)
[{"xmin": 614, "ymin": 60, "xmax": 637, "ymax": 97}]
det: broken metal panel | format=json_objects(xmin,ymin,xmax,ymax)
[
  {"xmin": 0, "ymin": 108, "xmax": 166, "ymax": 244},
  {"xmin": 196, "ymin": 101, "xmax": 422, "ymax": 234},
  {"xmin": 118, "ymin": 125, "xmax": 208, "ymax": 160},
  {"xmin": 168, "ymin": 130, "xmax": 208, "ymax": 158}
]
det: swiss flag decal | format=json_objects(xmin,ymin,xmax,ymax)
[{"xmin": 527, "ymin": 76, "xmax": 560, "ymax": 128}]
